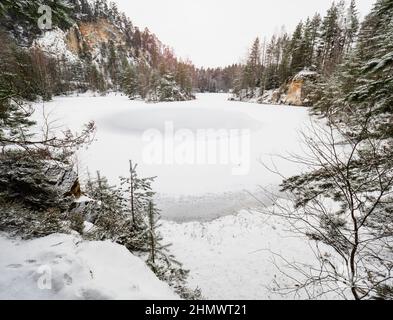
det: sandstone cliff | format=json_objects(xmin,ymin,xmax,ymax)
[{"xmin": 231, "ymin": 68, "xmax": 318, "ymax": 107}]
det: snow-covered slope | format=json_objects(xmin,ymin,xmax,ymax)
[{"xmin": 0, "ymin": 233, "xmax": 178, "ymax": 300}]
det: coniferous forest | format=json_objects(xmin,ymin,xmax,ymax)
[{"xmin": 0, "ymin": 0, "xmax": 392, "ymax": 302}]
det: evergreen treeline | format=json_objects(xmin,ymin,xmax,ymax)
[
  {"xmin": 195, "ymin": 65, "xmax": 241, "ymax": 93},
  {"xmin": 232, "ymin": 0, "xmax": 360, "ymax": 99}
]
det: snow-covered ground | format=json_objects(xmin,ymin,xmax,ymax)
[
  {"xmin": 161, "ymin": 208, "xmax": 318, "ymax": 300},
  {"xmin": 32, "ymin": 93, "xmax": 309, "ymax": 221},
  {"xmin": 0, "ymin": 233, "xmax": 178, "ymax": 300}
]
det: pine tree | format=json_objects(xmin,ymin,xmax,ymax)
[
  {"xmin": 0, "ymin": 31, "xmax": 36, "ymax": 145},
  {"xmin": 290, "ymin": 22, "xmax": 305, "ymax": 74},
  {"xmin": 119, "ymin": 161, "xmax": 156, "ymax": 226},
  {"xmin": 277, "ymin": 33, "xmax": 292, "ymax": 84},
  {"xmin": 318, "ymin": 2, "xmax": 344, "ymax": 75},
  {"xmin": 137, "ymin": 61, "xmax": 152, "ymax": 99},
  {"xmin": 157, "ymin": 73, "xmax": 178, "ymax": 101},
  {"xmin": 263, "ymin": 35, "xmax": 278, "ymax": 90},
  {"xmin": 309, "ymin": 13, "xmax": 322, "ymax": 66},
  {"xmin": 244, "ymin": 37, "xmax": 262, "ymax": 94},
  {"xmin": 146, "ymin": 201, "xmax": 179, "ymax": 273},
  {"xmin": 87, "ymin": 63, "xmax": 106, "ymax": 92},
  {"xmin": 147, "ymin": 201, "xmax": 160, "ymax": 271},
  {"xmin": 132, "ymin": 28, "xmax": 142, "ymax": 57},
  {"xmin": 175, "ymin": 62, "xmax": 193, "ymax": 95},
  {"xmin": 301, "ymin": 18, "xmax": 315, "ymax": 68},
  {"xmin": 86, "ymin": 171, "xmax": 125, "ymax": 240},
  {"xmin": 1, "ymin": 0, "xmax": 74, "ymax": 36},
  {"xmin": 84, "ymin": 169, "xmax": 145, "ymax": 250},
  {"xmin": 107, "ymin": 40, "xmax": 119, "ymax": 88},
  {"xmin": 122, "ymin": 65, "xmax": 139, "ymax": 99},
  {"xmin": 315, "ymin": 0, "xmax": 393, "ymax": 140},
  {"xmin": 344, "ymin": 0, "xmax": 360, "ymax": 53},
  {"xmin": 147, "ymin": 70, "xmax": 161, "ymax": 101}
]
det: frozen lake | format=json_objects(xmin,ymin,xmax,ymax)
[{"xmin": 33, "ymin": 93, "xmax": 310, "ymax": 221}]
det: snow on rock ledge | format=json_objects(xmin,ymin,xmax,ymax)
[
  {"xmin": 33, "ymin": 28, "xmax": 79, "ymax": 63},
  {"xmin": 0, "ymin": 233, "xmax": 178, "ymax": 300}
]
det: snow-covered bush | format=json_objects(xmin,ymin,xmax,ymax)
[
  {"xmin": 82, "ymin": 168, "xmax": 202, "ymax": 300},
  {"xmin": 0, "ymin": 202, "xmax": 65, "ymax": 239},
  {"xmin": 152, "ymin": 257, "xmax": 203, "ymax": 300},
  {"xmin": 83, "ymin": 170, "xmax": 159, "ymax": 252}
]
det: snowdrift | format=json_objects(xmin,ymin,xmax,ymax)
[{"xmin": 0, "ymin": 233, "xmax": 178, "ymax": 300}]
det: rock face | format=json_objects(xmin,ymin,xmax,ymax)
[
  {"xmin": 284, "ymin": 79, "xmax": 304, "ymax": 106},
  {"xmin": 43, "ymin": 162, "xmax": 82, "ymax": 199},
  {"xmin": 43, "ymin": 162, "xmax": 98, "ymax": 221},
  {"xmin": 64, "ymin": 19, "xmax": 129, "ymax": 59},
  {"xmin": 283, "ymin": 69, "xmax": 318, "ymax": 106},
  {"xmin": 231, "ymin": 68, "xmax": 318, "ymax": 107},
  {"xmin": 0, "ymin": 154, "xmax": 83, "ymax": 210}
]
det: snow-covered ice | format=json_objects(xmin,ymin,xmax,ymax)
[
  {"xmin": 32, "ymin": 93, "xmax": 310, "ymax": 221},
  {"xmin": 0, "ymin": 233, "xmax": 178, "ymax": 300}
]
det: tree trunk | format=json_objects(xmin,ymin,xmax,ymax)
[{"xmin": 129, "ymin": 160, "xmax": 135, "ymax": 225}]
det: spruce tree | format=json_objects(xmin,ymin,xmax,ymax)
[
  {"xmin": 0, "ymin": 31, "xmax": 35, "ymax": 146},
  {"xmin": 122, "ymin": 65, "xmax": 139, "ymax": 99},
  {"xmin": 157, "ymin": 73, "xmax": 178, "ymax": 101},
  {"xmin": 318, "ymin": 2, "xmax": 344, "ymax": 75},
  {"xmin": 277, "ymin": 33, "xmax": 292, "ymax": 85},
  {"xmin": 146, "ymin": 201, "xmax": 180, "ymax": 274},
  {"xmin": 86, "ymin": 171, "xmax": 125, "ymax": 240},
  {"xmin": 344, "ymin": 0, "xmax": 360, "ymax": 53},
  {"xmin": 309, "ymin": 13, "xmax": 322, "ymax": 66},
  {"xmin": 119, "ymin": 161, "xmax": 156, "ymax": 226},
  {"xmin": 241, "ymin": 37, "xmax": 262, "ymax": 95},
  {"xmin": 1, "ymin": 0, "xmax": 74, "ymax": 36},
  {"xmin": 301, "ymin": 18, "xmax": 315, "ymax": 68}
]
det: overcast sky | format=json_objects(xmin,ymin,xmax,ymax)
[{"xmin": 113, "ymin": 0, "xmax": 376, "ymax": 68}]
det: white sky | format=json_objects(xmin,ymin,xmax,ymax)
[{"xmin": 113, "ymin": 0, "xmax": 376, "ymax": 68}]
